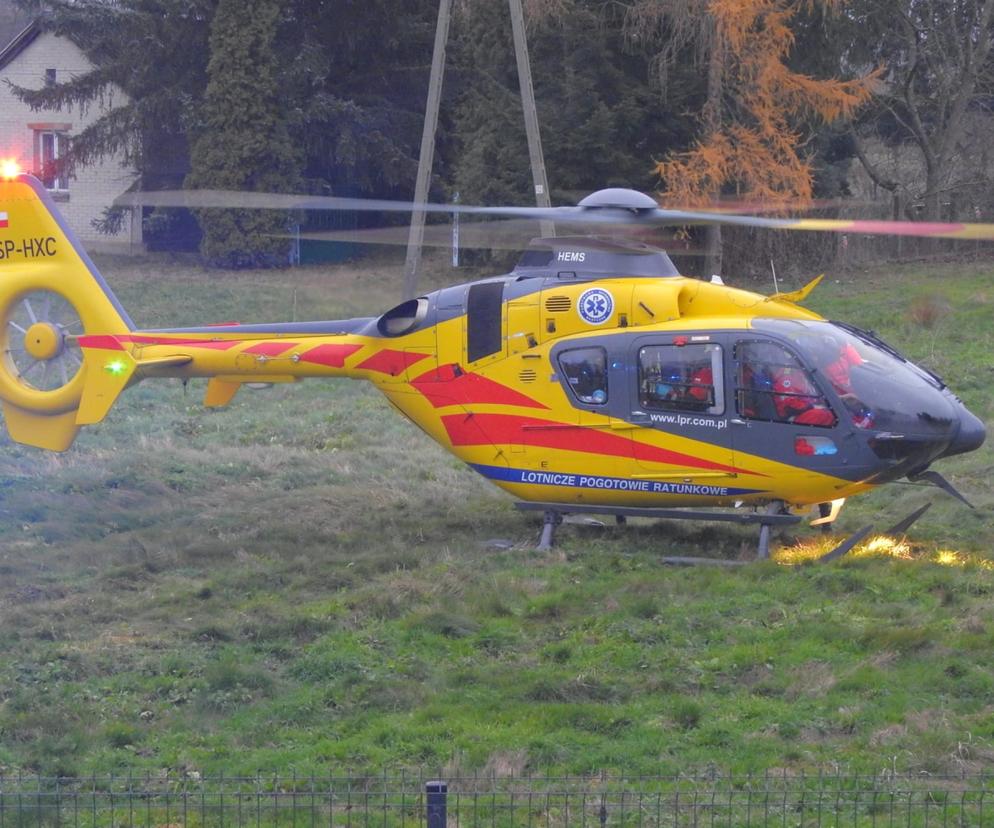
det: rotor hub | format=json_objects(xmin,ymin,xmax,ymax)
[{"xmin": 23, "ymin": 322, "xmax": 64, "ymax": 361}]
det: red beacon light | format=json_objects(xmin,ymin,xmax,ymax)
[{"xmin": 1, "ymin": 159, "xmax": 22, "ymax": 180}]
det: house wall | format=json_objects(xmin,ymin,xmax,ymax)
[{"xmin": 0, "ymin": 30, "xmax": 141, "ymax": 254}]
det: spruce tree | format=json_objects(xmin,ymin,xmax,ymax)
[
  {"xmin": 185, "ymin": 0, "xmax": 300, "ymax": 267},
  {"xmin": 10, "ymin": 0, "xmax": 214, "ymax": 189}
]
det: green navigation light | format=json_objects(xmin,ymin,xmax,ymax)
[{"xmin": 105, "ymin": 359, "xmax": 127, "ymax": 376}]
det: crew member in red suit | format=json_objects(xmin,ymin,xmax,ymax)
[
  {"xmin": 825, "ymin": 341, "xmax": 863, "ymax": 395},
  {"xmin": 771, "ymin": 366, "xmax": 836, "ymax": 426},
  {"xmin": 820, "ymin": 338, "xmax": 874, "ymax": 428},
  {"xmin": 687, "ymin": 365, "xmax": 713, "ymax": 405}
]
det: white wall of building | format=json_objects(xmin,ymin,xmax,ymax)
[{"xmin": 0, "ymin": 28, "xmax": 142, "ymax": 253}]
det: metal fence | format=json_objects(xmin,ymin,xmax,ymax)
[{"xmin": 1, "ymin": 773, "xmax": 993, "ymax": 827}]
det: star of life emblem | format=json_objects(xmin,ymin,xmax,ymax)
[{"xmin": 577, "ymin": 288, "xmax": 613, "ymax": 325}]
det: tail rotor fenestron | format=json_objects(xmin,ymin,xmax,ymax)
[{"xmin": 2, "ymin": 289, "xmax": 84, "ymax": 394}]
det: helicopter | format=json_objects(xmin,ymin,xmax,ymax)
[{"xmin": 0, "ymin": 173, "xmax": 986, "ymax": 559}]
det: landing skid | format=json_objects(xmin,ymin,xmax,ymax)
[
  {"xmin": 515, "ymin": 500, "xmax": 931, "ymax": 563},
  {"xmin": 515, "ymin": 501, "xmax": 799, "ymax": 560}
]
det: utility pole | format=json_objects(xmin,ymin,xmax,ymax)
[
  {"xmin": 401, "ymin": 0, "xmax": 453, "ymax": 301},
  {"xmin": 508, "ymin": 0, "xmax": 554, "ymax": 240},
  {"xmin": 402, "ymin": 0, "xmax": 553, "ymax": 299}
]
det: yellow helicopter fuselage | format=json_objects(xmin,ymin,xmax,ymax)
[{"xmin": 2, "ymin": 174, "xmax": 984, "ymax": 517}]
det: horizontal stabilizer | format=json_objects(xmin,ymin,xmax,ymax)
[
  {"xmin": 77, "ymin": 349, "xmax": 192, "ymax": 425},
  {"xmin": 76, "ymin": 348, "xmax": 138, "ymax": 425}
]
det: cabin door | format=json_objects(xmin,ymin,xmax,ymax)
[{"xmin": 625, "ymin": 333, "xmax": 739, "ymax": 486}]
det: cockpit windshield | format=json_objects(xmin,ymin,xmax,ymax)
[
  {"xmin": 830, "ymin": 320, "xmax": 946, "ymax": 389},
  {"xmin": 752, "ymin": 318, "xmax": 955, "ymax": 437}
]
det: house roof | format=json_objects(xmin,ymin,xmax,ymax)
[{"xmin": 0, "ymin": 19, "xmax": 44, "ymax": 72}]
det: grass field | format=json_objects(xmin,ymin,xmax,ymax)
[{"xmin": 0, "ymin": 252, "xmax": 992, "ymax": 778}]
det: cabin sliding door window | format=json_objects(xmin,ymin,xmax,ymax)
[{"xmin": 638, "ymin": 342, "xmax": 724, "ymax": 414}]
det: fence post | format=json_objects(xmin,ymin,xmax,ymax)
[{"xmin": 426, "ymin": 781, "xmax": 447, "ymax": 828}]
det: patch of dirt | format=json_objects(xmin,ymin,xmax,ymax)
[
  {"xmin": 480, "ymin": 749, "xmax": 530, "ymax": 779},
  {"xmin": 4, "ymin": 584, "xmax": 66, "ymax": 605},
  {"xmin": 869, "ymin": 724, "xmax": 908, "ymax": 746},
  {"xmin": 870, "ymin": 650, "xmax": 899, "ymax": 669},
  {"xmin": 785, "ymin": 660, "xmax": 837, "ymax": 699}
]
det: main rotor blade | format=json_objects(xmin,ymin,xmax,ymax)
[
  {"xmin": 115, "ymin": 189, "xmax": 571, "ymax": 221},
  {"xmin": 285, "ymin": 220, "xmax": 702, "ymax": 253},
  {"xmin": 115, "ymin": 189, "xmax": 994, "ymax": 242}
]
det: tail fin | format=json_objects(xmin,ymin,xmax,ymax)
[{"xmin": 0, "ymin": 173, "xmax": 133, "ymax": 450}]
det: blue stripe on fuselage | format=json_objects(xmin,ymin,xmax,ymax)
[{"xmin": 470, "ymin": 463, "xmax": 764, "ymax": 498}]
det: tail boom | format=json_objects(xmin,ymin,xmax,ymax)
[{"xmin": 71, "ymin": 325, "xmax": 432, "ymax": 421}]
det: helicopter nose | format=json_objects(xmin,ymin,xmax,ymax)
[{"xmin": 943, "ymin": 405, "xmax": 986, "ymax": 458}]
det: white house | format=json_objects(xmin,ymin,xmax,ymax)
[{"xmin": 0, "ymin": 20, "xmax": 142, "ymax": 253}]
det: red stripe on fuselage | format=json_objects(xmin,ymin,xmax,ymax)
[
  {"xmin": 243, "ymin": 341, "xmax": 299, "ymax": 357},
  {"xmin": 298, "ymin": 343, "xmax": 363, "ymax": 368},
  {"xmin": 411, "ymin": 367, "xmax": 548, "ymax": 409},
  {"xmin": 81, "ymin": 335, "xmax": 303, "ymax": 357},
  {"xmin": 355, "ymin": 349, "xmax": 429, "ymax": 376},
  {"xmin": 440, "ymin": 413, "xmax": 761, "ymax": 477},
  {"xmin": 78, "ymin": 335, "xmax": 125, "ymax": 351},
  {"xmin": 116, "ymin": 335, "xmax": 242, "ymax": 350}
]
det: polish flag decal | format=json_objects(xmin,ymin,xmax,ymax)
[{"xmin": 0, "ymin": 212, "xmax": 8, "ymax": 229}]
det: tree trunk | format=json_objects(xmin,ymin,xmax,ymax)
[
  {"xmin": 923, "ymin": 167, "xmax": 941, "ymax": 257},
  {"xmin": 923, "ymin": 169, "xmax": 941, "ymax": 223},
  {"xmin": 892, "ymin": 191, "xmax": 903, "ymax": 259}
]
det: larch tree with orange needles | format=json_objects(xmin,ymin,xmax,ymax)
[{"xmin": 627, "ymin": 0, "xmax": 873, "ymax": 276}]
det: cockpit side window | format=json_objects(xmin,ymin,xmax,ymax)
[
  {"xmin": 638, "ymin": 343, "xmax": 723, "ymax": 414},
  {"xmin": 735, "ymin": 340, "xmax": 837, "ymax": 427},
  {"xmin": 558, "ymin": 347, "xmax": 608, "ymax": 405}
]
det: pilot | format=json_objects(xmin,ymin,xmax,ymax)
[
  {"xmin": 771, "ymin": 365, "xmax": 836, "ymax": 426},
  {"xmin": 825, "ymin": 339, "xmax": 863, "ymax": 392},
  {"xmin": 817, "ymin": 335, "xmax": 874, "ymax": 429}
]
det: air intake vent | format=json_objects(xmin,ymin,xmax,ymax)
[
  {"xmin": 544, "ymin": 296, "xmax": 571, "ymax": 313},
  {"xmin": 518, "ymin": 369, "xmax": 537, "ymax": 383}
]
